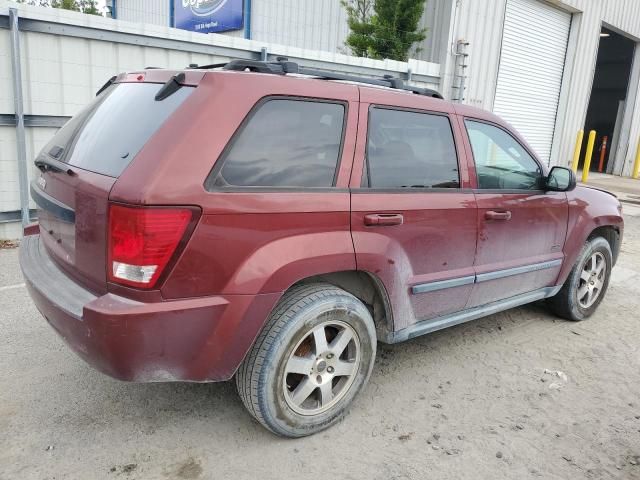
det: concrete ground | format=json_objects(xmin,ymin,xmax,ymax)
[
  {"xmin": 2, "ymin": 192, "xmax": 640, "ymax": 479},
  {"xmin": 579, "ymin": 172, "xmax": 640, "ymax": 201}
]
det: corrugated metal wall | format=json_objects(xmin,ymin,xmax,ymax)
[
  {"xmin": 448, "ymin": 0, "xmax": 640, "ymax": 174},
  {"xmin": 414, "ymin": 0, "xmax": 454, "ymax": 64},
  {"xmin": 0, "ymin": 1, "xmax": 441, "ymax": 238},
  {"xmin": 251, "ymin": 0, "xmax": 349, "ymax": 54},
  {"xmin": 116, "ymin": 0, "xmax": 169, "ymax": 26},
  {"xmin": 444, "ymin": 0, "xmax": 506, "ymax": 109},
  {"xmin": 553, "ymin": 0, "xmax": 640, "ymax": 176}
]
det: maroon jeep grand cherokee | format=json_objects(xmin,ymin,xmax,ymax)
[{"xmin": 20, "ymin": 60, "xmax": 623, "ymax": 437}]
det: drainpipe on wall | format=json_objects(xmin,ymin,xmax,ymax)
[
  {"xmin": 243, "ymin": 0, "xmax": 251, "ymax": 39},
  {"xmin": 9, "ymin": 8, "xmax": 30, "ymax": 230},
  {"xmin": 106, "ymin": 0, "xmax": 116, "ymax": 19}
]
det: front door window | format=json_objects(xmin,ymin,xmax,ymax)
[{"xmin": 465, "ymin": 120, "xmax": 543, "ymax": 190}]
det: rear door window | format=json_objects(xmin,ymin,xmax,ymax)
[
  {"xmin": 42, "ymin": 82, "xmax": 194, "ymax": 177},
  {"xmin": 206, "ymin": 99, "xmax": 345, "ymax": 188},
  {"xmin": 364, "ymin": 108, "xmax": 460, "ymax": 188}
]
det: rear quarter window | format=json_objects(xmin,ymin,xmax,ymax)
[
  {"xmin": 42, "ymin": 82, "xmax": 194, "ymax": 177},
  {"xmin": 206, "ymin": 98, "xmax": 346, "ymax": 189}
]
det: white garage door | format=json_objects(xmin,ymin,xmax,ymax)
[{"xmin": 493, "ymin": 0, "xmax": 571, "ymax": 163}]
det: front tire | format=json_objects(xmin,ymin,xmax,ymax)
[
  {"xmin": 548, "ymin": 236, "xmax": 613, "ymax": 321},
  {"xmin": 235, "ymin": 283, "xmax": 377, "ymax": 437}
]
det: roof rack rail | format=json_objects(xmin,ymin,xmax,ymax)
[{"xmin": 187, "ymin": 58, "xmax": 443, "ymax": 99}]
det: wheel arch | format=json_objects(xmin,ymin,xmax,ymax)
[
  {"xmin": 587, "ymin": 225, "xmax": 621, "ymax": 265},
  {"xmin": 556, "ymin": 217, "xmax": 623, "ymax": 285},
  {"xmin": 289, "ymin": 270, "xmax": 395, "ymax": 342}
]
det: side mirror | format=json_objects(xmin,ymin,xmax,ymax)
[{"xmin": 546, "ymin": 166, "xmax": 576, "ymax": 192}]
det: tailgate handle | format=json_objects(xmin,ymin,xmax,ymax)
[
  {"xmin": 364, "ymin": 213, "xmax": 404, "ymax": 226},
  {"xmin": 485, "ymin": 210, "xmax": 512, "ymax": 221}
]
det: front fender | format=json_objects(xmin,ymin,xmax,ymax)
[{"xmin": 557, "ymin": 187, "xmax": 623, "ymax": 285}]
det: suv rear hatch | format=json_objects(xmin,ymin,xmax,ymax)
[{"xmin": 32, "ymin": 74, "xmax": 197, "ymax": 294}]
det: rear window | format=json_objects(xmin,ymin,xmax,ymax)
[{"xmin": 42, "ymin": 82, "xmax": 193, "ymax": 177}]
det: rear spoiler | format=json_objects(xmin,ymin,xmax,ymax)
[{"xmin": 95, "ymin": 70, "xmax": 205, "ymax": 96}]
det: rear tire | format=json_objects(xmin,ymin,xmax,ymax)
[
  {"xmin": 547, "ymin": 236, "xmax": 612, "ymax": 321},
  {"xmin": 235, "ymin": 283, "xmax": 377, "ymax": 437}
]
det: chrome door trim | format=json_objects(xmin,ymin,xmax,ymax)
[
  {"xmin": 410, "ymin": 259, "xmax": 563, "ymax": 295},
  {"xmin": 475, "ymin": 259, "xmax": 562, "ymax": 283},
  {"xmin": 411, "ymin": 275, "xmax": 475, "ymax": 294}
]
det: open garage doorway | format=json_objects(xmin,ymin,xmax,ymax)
[{"xmin": 582, "ymin": 27, "xmax": 635, "ymax": 173}]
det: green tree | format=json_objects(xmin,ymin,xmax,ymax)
[
  {"xmin": 15, "ymin": 0, "xmax": 54, "ymax": 6},
  {"xmin": 341, "ymin": 0, "xmax": 376, "ymax": 57},
  {"xmin": 17, "ymin": 0, "xmax": 102, "ymax": 15},
  {"xmin": 342, "ymin": 0, "xmax": 427, "ymax": 61},
  {"xmin": 78, "ymin": 0, "xmax": 101, "ymax": 15},
  {"xmin": 50, "ymin": 0, "xmax": 80, "ymax": 11}
]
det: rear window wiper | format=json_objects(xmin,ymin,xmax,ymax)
[
  {"xmin": 35, "ymin": 157, "xmax": 75, "ymax": 176},
  {"xmin": 96, "ymin": 75, "xmax": 117, "ymax": 96}
]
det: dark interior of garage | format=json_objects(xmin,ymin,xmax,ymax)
[{"xmin": 582, "ymin": 27, "xmax": 635, "ymax": 173}]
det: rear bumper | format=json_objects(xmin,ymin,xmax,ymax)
[{"xmin": 20, "ymin": 234, "xmax": 280, "ymax": 382}]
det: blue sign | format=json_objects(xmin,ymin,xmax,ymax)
[{"xmin": 174, "ymin": 0, "xmax": 244, "ymax": 34}]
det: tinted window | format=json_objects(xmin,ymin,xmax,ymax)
[
  {"xmin": 364, "ymin": 108, "xmax": 459, "ymax": 189},
  {"xmin": 465, "ymin": 120, "xmax": 543, "ymax": 190},
  {"xmin": 209, "ymin": 99, "xmax": 345, "ymax": 188},
  {"xmin": 42, "ymin": 83, "xmax": 194, "ymax": 177}
]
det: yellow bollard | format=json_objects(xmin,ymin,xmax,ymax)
[
  {"xmin": 582, "ymin": 130, "xmax": 596, "ymax": 183},
  {"xmin": 571, "ymin": 129, "xmax": 584, "ymax": 173},
  {"xmin": 633, "ymin": 138, "xmax": 640, "ymax": 179}
]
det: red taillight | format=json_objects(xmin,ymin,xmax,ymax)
[{"xmin": 107, "ymin": 204, "xmax": 193, "ymax": 289}]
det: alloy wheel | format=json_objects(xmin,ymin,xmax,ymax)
[
  {"xmin": 283, "ymin": 320, "xmax": 361, "ymax": 416},
  {"xmin": 577, "ymin": 251, "xmax": 607, "ymax": 308}
]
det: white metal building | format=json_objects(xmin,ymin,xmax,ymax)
[
  {"xmin": 446, "ymin": 0, "xmax": 640, "ymax": 179},
  {"xmin": 113, "ymin": 0, "xmax": 453, "ymax": 64},
  {"xmin": 111, "ymin": 0, "xmax": 640, "ymax": 176},
  {"xmin": 2, "ymin": 0, "xmax": 640, "ymax": 238}
]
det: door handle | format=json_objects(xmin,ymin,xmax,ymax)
[
  {"xmin": 485, "ymin": 210, "xmax": 512, "ymax": 221},
  {"xmin": 364, "ymin": 213, "xmax": 404, "ymax": 226}
]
